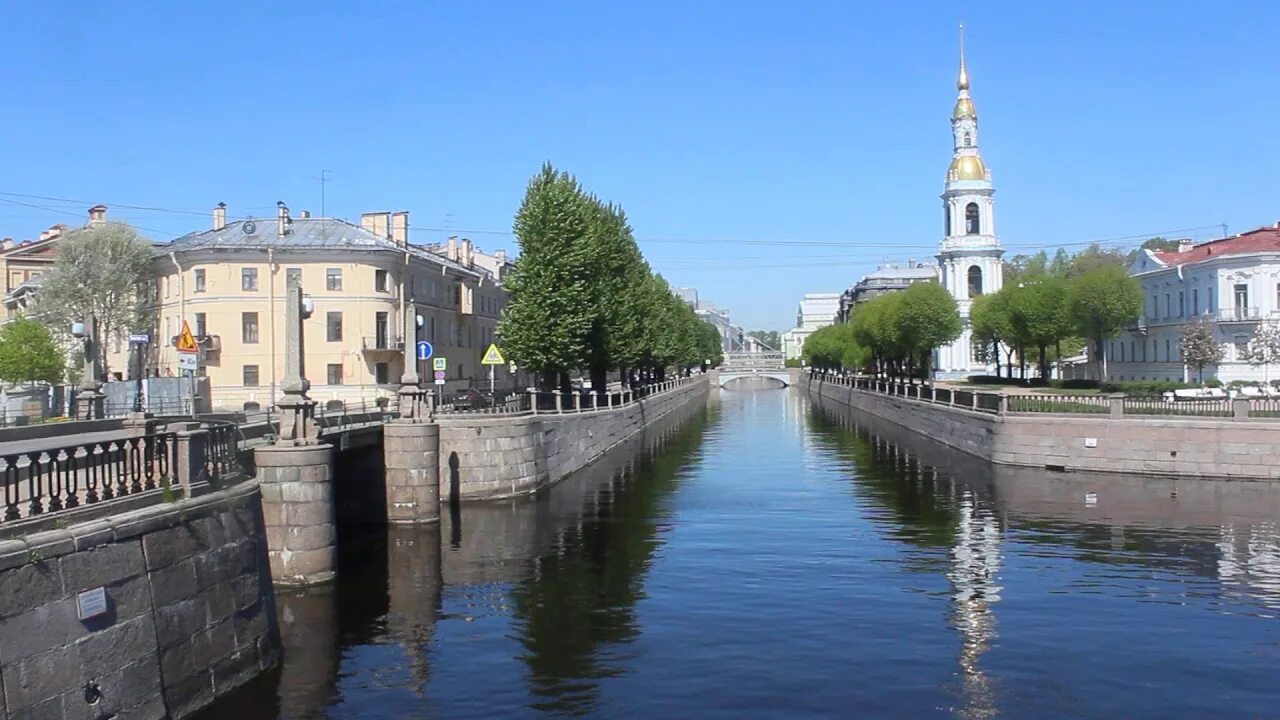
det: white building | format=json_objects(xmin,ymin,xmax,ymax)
[
  {"xmin": 675, "ymin": 287, "xmax": 744, "ymax": 352},
  {"xmin": 1108, "ymin": 225, "xmax": 1280, "ymax": 383},
  {"xmin": 782, "ymin": 292, "xmax": 841, "ymax": 360},
  {"xmin": 934, "ymin": 31, "xmax": 1004, "ymax": 379}
]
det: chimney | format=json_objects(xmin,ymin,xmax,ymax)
[
  {"xmin": 0, "ymin": 238, "xmax": 11, "ymax": 251},
  {"xmin": 359, "ymin": 212, "xmax": 390, "ymax": 239},
  {"xmin": 213, "ymin": 202, "xmax": 227, "ymax": 231},
  {"xmin": 276, "ymin": 201, "xmax": 291, "ymax": 237},
  {"xmin": 298, "ymin": 210, "xmax": 311, "ymax": 219},
  {"xmin": 1177, "ymin": 238, "xmax": 1193, "ymax": 253},
  {"xmin": 461, "ymin": 238, "xmax": 474, "ymax": 267},
  {"xmin": 446, "ymin": 236, "xmax": 459, "ymax": 262},
  {"xmin": 390, "ymin": 211, "xmax": 409, "ymax": 246},
  {"xmin": 87, "ymin": 204, "xmax": 107, "ymax": 226},
  {"xmin": 495, "ymin": 249, "xmax": 507, "ymax": 264}
]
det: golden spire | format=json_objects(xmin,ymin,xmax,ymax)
[{"xmin": 957, "ymin": 24, "xmax": 969, "ymax": 91}]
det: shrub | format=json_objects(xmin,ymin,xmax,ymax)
[
  {"xmin": 1051, "ymin": 378, "xmax": 1101, "ymax": 390},
  {"xmin": 784, "ymin": 358, "xmax": 802, "ymax": 368},
  {"xmin": 1099, "ymin": 379, "xmax": 1194, "ymax": 395}
]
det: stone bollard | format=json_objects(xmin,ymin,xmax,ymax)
[
  {"xmin": 1109, "ymin": 393, "xmax": 1125, "ymax": 417},
  {"xmin": 256, "ymin": 443, "xmax": 336, "ymax": 586},
  {"xmin": 383, "ymin": 422, "xmax": 441, "ymax": 523}
]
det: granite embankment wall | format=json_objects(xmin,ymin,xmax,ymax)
[
  {"xmin": 0, "ymin": 481, "xmax": 278, "ymax": 719},
  {"xmin": 810, "ymin": 377, "xmax": 1280, "ymax": 480},
  {"xmin": 438, "ymin": 376, "xmax": 709, "ymax": 500}
]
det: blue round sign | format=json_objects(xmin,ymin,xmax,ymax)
[{"xmin": 416, "ymin": 340, "xmax": 433, "ymax": 360}]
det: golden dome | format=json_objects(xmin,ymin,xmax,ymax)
[
  {"xmin": 948, "ymin": 155, "xmax": 988, "ymax": 181},
  {"xmin": 953, "ymin": 96, "xmax": 976, "ymax": 120}
]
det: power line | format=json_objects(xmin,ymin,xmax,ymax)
[{"xmin": 0, "ymin": 191, "xmax": 210, "ymax": 217}]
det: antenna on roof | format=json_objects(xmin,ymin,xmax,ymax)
[
  {"xmin": 318, "ymin": 170, "xmax": 332, "ymax": 218},
  {"xmin": 1221, "ymin": 223, "xmax": 1228, "ymax": 238}
]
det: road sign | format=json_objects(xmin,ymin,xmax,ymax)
[
  {"xmin": 481, "ymin": 343, "xmax": 505, "ymax": 365},
  {"xmin": 433, "ymin": 370, "xmax": 446, "ymax": 381},
  {"xmin": 416, "ymin": 340, "xmax": 433, "ymax": 361},
  {"xmin": 434, "ymin": 378, "xmax": 445, "ymax": 385},
  {"xmin": 177, "ymin": 353, "xmax": 199, "ymax": 371},
  {"xmin": 432, "ymin": 357, "xmax": 447, "ymax": 372},
  {"xmin": 176, "ymin": 321, "xmax": 198, "ymax": 352},
  {"xmin": 128, "ymin": 333, "xmax": 150, "ymax": 345}
]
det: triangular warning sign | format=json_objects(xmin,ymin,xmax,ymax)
[
  {"xmin": 481, "ymin": 343, "xmax": 505, "ymax": 365},
  {"xmin": 176, "ymin": 320, "xmax": 199, "ymax": 352}
]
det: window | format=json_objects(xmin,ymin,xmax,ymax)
[
  {"xmin": 963, "ymin": 132, "xmax": 972, "ymax": 147},
  {"xmin": 326, "ymin": 312, "xmax": 343, "ymax": 342},
  {"xmin": 944, "ymin": 206, "xmax": 952, "ymax": 236},
  {"xmin": 965, "ymin": 203, "xmax": 980, "ymax": 235},
  {"xmin": 327, "ymin": 364, "xmax": 343, "ymax": 385},
  {"xmin": 1165, "ymin": 294, "xmax": 1171, "ymax": 318},
  {"xmin": 286, "ymin": 267, "xmax": 302, "ymax": 287},
  {"xmin": 326, "ymin": 268, "xmax": 343, "ymax": 291},
  {"xmin": 241, "ymin": 268, "xmax": 258, "ymax": 291},
  {"xmin": 243, "ymin": 365, "xmax": 260, "ymax": 387},
  {"xmin": 194, "ymin": 268, "xmax": 206, "ymax": 293},
  {"xmin": 375, "ymin": 312, "xmax": 389, "ymax": 349},
  {"xmin": 375, "ymin": 269, "xmax": 390, "ymax": 292},
  {"xmin": 967, "ymin": 265, "xmax": 983, "ymax": 297},
  {"xmin": 1165, "ymin": 338, "xmax": 1171, "ymax": 362},
  {"xmin": 1234, "ymin": 283, "xmax": 1249, "ymax": 317},
  {"xmin": 1192, "ymin": 289, "xmax": 1199, "ymax": 315},
  {"xmin": 1178, "ymin": 291, "xmax": 1184, "ymax": 318},
  {"xmin": 195, "ymin": 312, "xmax": 207, "ymax": 338},
  {"xmin": 1234, "ymin": 335, "xmax": 1249, "ymax": 360},
  {"xmin": 1129, "ymin": 341, "xmax": 1134, "ymax": 362},
  {"xmin": 375, "ymin": 362, "xmax": 389, "ymax": 384},
  {"xmin": 242, "ymin": 312, "xmax": 259, "ymax": 344}
]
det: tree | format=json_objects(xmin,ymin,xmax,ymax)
[
  {"xmin": 1065, "ymin": 243, "xmax": 1129, "ymax": 278},
  {"xmin": 0, "ymin": 319, "xmax": 64, "ymax": 387},
  {"xmin": 34, "ymin": 222, "xmax": 153, "ymax": 377},
  {"xmin": 971, "ymin": 291, "xmax": 1013, "ymax": 378},
  {"xmin": 894, "ymin": 282, "xmax": 962, "ymax": 381},
  {"xmin": 1007, "ymin": 277, "xmax": 1072, "ymax": 379},
  {"xmin": 1247, "ymin": 319, "xmax": 1280, "ymax": 385},
  {"xmin": 1180, "ymin": 317, "xmax": 1224, "ymax": 384},
  {"xmin": 1067, "ymin": 265, "xmax": 1143, "ymax": 380},
  {"xmin": 498, "ymin": 164, "xmax": 596, "ymax": 392}
]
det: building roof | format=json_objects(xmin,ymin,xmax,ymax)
[
  {"xmin": 159, "ymin": 217, "xmax": 482, "ymax": 277},
  {"xmin": 862, "ymin": 263, "xmax": 938, "ymax": 281},
  {"xmin": 1152, "ymin": 226, "xmax": 1280, "ymax": 267}
]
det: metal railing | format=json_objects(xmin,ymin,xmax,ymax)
[
  {"xmin": 722, "ymin": 352, "xmax": 785, "ymax": 370},
  {"xmin": 437, "ymin": 375, "xmax": 705, "ymax": 419},
  {"xmin": 204, "ymin": 421, "xmax": 243, "ymax": 482},
  {"xmin": 0, "ymin": 431, "xmax": 177, "ymax": 523},
  {"xmin": 811, "ymin": 371, "xmax": 1280, "ymax": 421}
]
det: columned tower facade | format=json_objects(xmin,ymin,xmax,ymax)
[{"xmin": 936, "ymin": 27, "xmax": 1004, "ymax": 378}]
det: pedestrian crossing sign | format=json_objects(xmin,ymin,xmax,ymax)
[
  {"xmin": 481, "ymin": 344, "xmax": 505, "ymax": 365},
  {"xmin": 176, "ymin": 320, "xmax": 199, "ymax": 352}
]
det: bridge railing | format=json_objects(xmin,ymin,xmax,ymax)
[{"xmin": 722, "ymin": 352, "xmax": 785, "ymax": 370}]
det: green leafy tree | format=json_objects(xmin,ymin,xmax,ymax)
[
  {"xmin": 0, "ymin": 319, "xmax": 64, "ymax": 387},
  {"xmin": 970, "ymin": 292, "xmax": 1013, "ymax": 377},
  {"xmin": 498, "ymin": 164, "xmax": 596, "ymax": 391},
  {"xmin": 34, "ymin": 222, "xmax": 154, "ymax": 377},
  {"xmin": 1179, "ymin": 317, "xmax": 1223, "ymax": 384},
  {"xmin": 1007, "ymin": 276, "xmax": 1072, "ymax": 379},
  {"xmin": 894, "ymin": 281, "xmax": 962, "ymax": 380},
  {"xmin": 1066, "ymin": 243, "xmax": 1129, "ymax": 278},
  {"xmin": 747, "ymin": 330, "xmax": 781, "ymax": 351},
  {"xmin": 1067, "ymin": 265, "xmax": 1143, "ymax": 379}
]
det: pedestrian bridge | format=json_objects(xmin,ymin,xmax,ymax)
[{"xmin": 718, "ymin": 352, "xmax": 789, "ymax": 388}]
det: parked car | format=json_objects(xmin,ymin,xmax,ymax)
[{"xmin": 452, "ymin": 388, "xmax": 491, "ymax": 410}]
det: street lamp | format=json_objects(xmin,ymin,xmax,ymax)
[{"xmin": 71, "ymin": 317, "xmax": 102, "ymax": 419}]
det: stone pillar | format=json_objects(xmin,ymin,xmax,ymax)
[
  {"xmin": 1109, "ymin": 393, "xmax": 1125, "ymax": 417},
  {"xmin": 168, "ymin": 421, "xmax": 209, "ymax": 496},
  {"xmin": 257, "ymin": 443, "xmax": 335, "ymax": 586},
  {"xmin": 76, "ymin": 316, "xmax": 104, "ymax": 420},
  {"xmin": 1232, "ymin": 397, "xmax": 1250, "ymax": 420},
  {"xmin": 383, "ymin": 422, "xmax": 440, "ymax": 523}
]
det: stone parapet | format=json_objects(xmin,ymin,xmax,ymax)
[
  {"xmin": 0, "ymin": 480, "xmax": 278, "ymax": 719},
  {"xmin": 810, "ymin": 377, "xmax": 1280, "ymax": 481},
  {"xmin": 254, "ymin": 444, "xmax": 335, "ymax": 586},
  {"xmin": 437, "ymin": 376, "xmax": 709, "ymax": 500}
]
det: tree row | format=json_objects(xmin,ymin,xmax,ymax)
[{"xmin": 498, "ymin": 163, "xmax": 723, "ymax": 393}]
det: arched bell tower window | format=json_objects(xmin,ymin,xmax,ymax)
[
  {"xmin": 944, "ymin": 205, "xmax": 952, "ymax": 236},
  {"xmin": 965, "ymin": 203, "xmax": 980, "ymax": 235},
  {"xmin": 968, "ymin": 265, "xmax": 984, "ymax": 297}
]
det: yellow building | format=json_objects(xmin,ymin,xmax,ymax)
[
  {"xmin": 0, "ymin": 206, "xmax": 107, "ymax": 322},
  {"xmin": 149, "ymin": 203, "xmax": 515, "ymax": 410}
]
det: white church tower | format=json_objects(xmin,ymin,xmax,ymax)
[{"xmin": 936, "ymin": 27, "xmax": 1003, "ymax": 378}]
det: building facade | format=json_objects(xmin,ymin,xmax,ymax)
[
  {"xmin": 1107, "ymin": 226, "xmax": 1280, "ymax": 383},
  {"xmin": 676, "ymin": 287, "xmax": 745, "ymax": 352},
  {"xmin": 782, "ymin": 292, "xmax": 841, "ymax": 360},
  {"xmin": 837, "ymin": 262, "xmax": 939, "ymax": 323},
  {"xmin": 934, "ymin": 33, "xmax": 1004, "ymax": 379},
  {"xmin": 145, "ymin": 204, "xmax": 514, "ymax": 410}
]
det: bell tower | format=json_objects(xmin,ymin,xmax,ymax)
[{"xmin": 936, "ymin": 26, "xmax": 1004, "ymax": 377}]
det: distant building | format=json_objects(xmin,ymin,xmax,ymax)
[
  {"xmin": 837, "ymin": 261, "xmax": 939, "ymax": 322},
  {"xmin": 675, "ymin": 287, "xmax": 744, "ymax": 352},
  {"xmin": 1108, "ymin": 224, "xmax": 1280, "ymax": 383},
  {"xmin": 782, "ymin": 292, "xmax": 840, "ymax": 360}
]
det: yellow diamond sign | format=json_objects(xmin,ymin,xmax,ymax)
[{"xmin": 481, "ymin": 343, "xmax": 505, "ymax": 365}]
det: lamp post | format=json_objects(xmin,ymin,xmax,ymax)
[
  {"xmin": 71, "ymin": 318, "xmax": 102, "ymax": 420},
  {"xmin": 275, "ymin": 277, "xmax": 318, "ymax": 445}
]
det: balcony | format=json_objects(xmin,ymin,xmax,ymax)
[
  {"xmin": 362, "ymin": 335, "xmax": 403, "ymax": 353},
  {"xmin": 197, "ymin": 334, "xmax": 221, "ymax": 353},
  {"xmin": 1213, "ymin": 307, "xmax": 1263, "ymax": 323}
]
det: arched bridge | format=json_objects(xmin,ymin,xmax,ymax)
[{"xmin": 718, "ymin": 352, "xmax": 790, "ymax": 388}]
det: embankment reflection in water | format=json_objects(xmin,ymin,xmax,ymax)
[
  {"xmin": 809, "ymin": 393, "xmax": 1280, "ymax": 615},
  {"xmin": 199, "ymin": 399, "xmax": 713, "ymax": 719}
]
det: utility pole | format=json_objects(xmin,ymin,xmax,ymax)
[{"xmin": 319, "ymin": 170, "xmax": 332, "ymax": 217}]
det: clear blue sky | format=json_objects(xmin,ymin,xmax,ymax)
[{"xmin": 2, "ymin": 2, "xmax": 1278, "ymax": 330}]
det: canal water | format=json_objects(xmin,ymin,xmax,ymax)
[{"xmin": 205, "ymin": 388, "xmax": 1280, "ymax": 719}]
